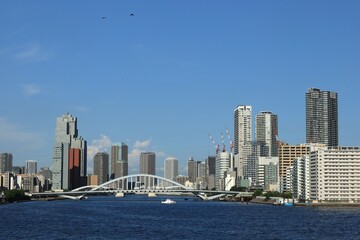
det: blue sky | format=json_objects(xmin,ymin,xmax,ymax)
[{"xmin": 1, "ymin": 1, "xmax": 360, "ymax": 176}]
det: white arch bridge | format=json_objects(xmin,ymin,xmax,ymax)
[
  {"xmin": 74, "ymin": 174, "xmax": 192, "ymax": 192},
  {"xmin": 28, "ymin": 174, "xmax": 253, "ymax": 200}
]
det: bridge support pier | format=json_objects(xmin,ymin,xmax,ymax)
[
  {"xmin": 148, "ymin": 192, "xmax": 157, "ymax": 198},
  {"xmin": 115, "ymin": 192, "xmax": 125, "ymax": 198}
]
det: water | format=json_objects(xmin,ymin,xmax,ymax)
[{"xmin": 1, "ymin": 195, "xmax": 360, "ymax": 239}]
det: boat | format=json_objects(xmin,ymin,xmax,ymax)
[
  {"xmin": 284, "ymin": 202, "xmax": 294, "ymax": 207},
  {"xmin": 161, "ymin": 199, "xmax": 176, "ymax": 204}
]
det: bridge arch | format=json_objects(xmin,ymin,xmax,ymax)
[{"xmin": 90, "ymin": 174, "xmax": 191, "ymax": 192}]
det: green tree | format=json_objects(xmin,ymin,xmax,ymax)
[
  {"xmin": 4, "ymin": 189, "xmax": 30, "ymax": 203},
  {"xmin": 281, "ymin": 191, "xmax": 293, "ymax": 199},
  {"xmin": 230, "ymin": 186, "xmax": 247, "ymax": 192},
  {"xmin": 253, "ymin": 189, "xmax": 263, "ymax": 197}
]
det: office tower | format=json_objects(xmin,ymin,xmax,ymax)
[
  {"xmin": 306, "ymin": 88, "xmax": 338, "ymax": 147},
  {"xmin": 25, "ymin": 160, "xmax": 37, "ymax": 174},
  {"xmin": 0, "ymin": 153, "xmax": 13, "ymax": 173},
  {"xmin": 206, "ymin": 156, "xmax": 216, "ymax": 176},
  {"xmin": 71, "ymin": 137, "xmax": 87, "ymax": 186},
  {"xmin": 140, "ymin": 152, "xmax": 156, "ymax": 188},
  {"xmin": 164, "ymin": 157, "xmax": 178, "ymax": 181},
  {"xmin": 256, "ymin": 111, "xmax": 278, "ymax": 157},
  {"xmin": 52, "ymin": 113, "xmax": 87, "ymax": 191},
  {"xmin": 140, "ymin": 152, "xmax": 156, "ymax": 175},
  {"xmin": 187, "ymin": 157, "xmax": 197, "ymax": 183},
  {"xmin": 120, "ymin": 143, "xmax": 128, "ymax": 177},
  {"xmin": 206, "ymin": 156, "xmax": 216, "ymax": 190},
  {"xmin": 93, "ymin": 152, "xmax": 109, "ymax": 185},
  {"xmin": 111, "ymin": 143, "xmax": 128, "ymax": 179},
  {"xmin": 198, "ymin": 161, "xmax": 206, "ymax": 178},
  {"xmin": 234, "ymin": 105, "xmax": 252, "ymax": 180}
]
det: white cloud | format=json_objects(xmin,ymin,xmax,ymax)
[
  {"xmin": 87, "ymin": 134, "xmax": 113, "ymax": 160},
  {"xmin": 87, "ymin": 135, "xmax": 113, "ymax": 174},
  {"xmin": 128, "ymin": 139, "xmax": 151, "ymax": 174},
  {"xmin": 15, "ymin": 45, "xmax": 51, "ymax": 62},
  {"xmin": 86, "ymin": 136, "xmax": 167, "ymax": 175},
  {"xmin": 128, "ymin": 139, "xmax": 167, "ymax": 175},
  {"xmin": 0, "ymin": 117, "xmax": 45, "ymax": 150},
  {"xmin": 21, "ymin": 84, "xmax": 43, "ymax": 96}
]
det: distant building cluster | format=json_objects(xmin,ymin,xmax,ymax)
[
  {"xmin": 182, "ymin": 87, "xmax": 360, "ymax": 203},
  {"xmin": 0, "ymin": 153, "xmax": 52, "ymax": 192},
  {"xmin": 2, "ymin": 88, "xmax": 360, "ymax": 203}
]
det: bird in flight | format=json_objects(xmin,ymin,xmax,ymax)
[
  {"xmin": 130, "ymin": 13, "xmax": 134, "ymax": 16},
  {"xmin": 102, "ymin": 16, "xmax": 107, "ymax": 19}
]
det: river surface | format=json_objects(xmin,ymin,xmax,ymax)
[{"xmin": 1, "ymin": 195, "xmax": 360, "ymax": 239}]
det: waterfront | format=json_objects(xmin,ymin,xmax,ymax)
[{"xmin": 1, "ymin": 195, "xmax": 360, "ymax": 239}]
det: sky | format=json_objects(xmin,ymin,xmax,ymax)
[{"xmin": 1, "ymin": 1, "xmax": 360, "ymax": 176}]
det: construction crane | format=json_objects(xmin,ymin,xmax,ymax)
[
  {"xmin": 225, "ymin": 128, "xmax": 233, "ymax": 153},
  {"xmin": 209, "ymin": 134, "xmax": 220, "ymax": 155},
  {"xmin": 221, "ymin": 132, "xmax": 226, "ymax": 152}
]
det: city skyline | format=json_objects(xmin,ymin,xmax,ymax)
[{"xmin": 1, "ymin": 1, "xmax": 360, "ymax": 176}]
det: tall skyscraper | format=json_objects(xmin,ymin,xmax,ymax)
[
  {"xmin": 140, "ymin": 152, "xmax": 156, "ymax": 175},
  {"xmin": 255, "ymin": 111, "xmax": 278, "ymax": 157},
  {"xmin": 52, "ymin": 113, "xmax": 87, "ymax": 190},
  {"xmin": 164, "ymin": 157, "xmax": 178, "ymax": 181},
  {"xmin": 187, "ymin": 157, "xmax": 197, "ymax": 183},
  {"xmin": 93, "ymin": 152, "xmax": 109, "ymax": 185},
  {"xmin": 140, "ymin": 152, "xmax": 156, "ymax": 188},
  {"xmin": 0, "ymin": 153, "xmax": 13, "ymax": 173},
  {"xmin": 306, "ymin": 88, "xmax": 338, "ymax": 146},
  {"xmin": 234, "ymin": 105, "xmax": 252, "ymax": 180},
  {"xmin": 111, "ymin": 143, "xmax": 128, "ymax": 179},
  {"xmin": 25, "ymin": 160, "xmax": 37, "ymax": 174},
  {"xmin": 206, "ymin": 156, "xmax": 216, "ymax": 176}
]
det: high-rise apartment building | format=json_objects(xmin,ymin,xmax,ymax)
[
  {"xmin": 0, "ymin": 153, "xmax": 13, "ymax": 173},
  {"xmin": 111, "ymin": 143, "xmax": 128, "ymax": 179},
  {"xmin": 310, "ymin": 146, "xmax": 360, "ymax": 202},
  {"xmin": 234, "ymin": 105, "xmax": 252, "ymax": 180},
  {"xmin": 25, "ymin": 160, "xmax": 37, "ymax": 174},
  {"xmin": 278, "ymin": 143, "xmax": 310, "ymax": 192},
  {"xmin": 140, "ymin": 152, "xmax": 156, "ymax": 175},
  {"xmin": 306, "ymin": 88, "xmax": 338, "ymax": 147},
  {"xmin": 255, "ymin": 111, "xmax": 278, "ymax": 157},
  {"xmin": 52, "ymin": 113, "xmax": 87, "ymax": 190},
  {"xmin": 93, "ymin": 152, "xmax": 109, "ymax": 185},
  {"xmin": 164, "ymin": 157, "xmax": 178, "ymax": 181},
  {"xmin": 292, "ymin": 155, "xmax": 311, "ymax": 201}
]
